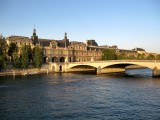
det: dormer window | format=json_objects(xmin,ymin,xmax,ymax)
[{"xmin": 52, "ymin": 45, "xmax": 56, "ymax": 49}]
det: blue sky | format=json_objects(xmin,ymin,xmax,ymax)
[{"xmin": 0, "ymin": 0, "xmax": 160, "ymax": 53}]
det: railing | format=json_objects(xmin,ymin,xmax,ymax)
[{"xmin": 68, "ymin": 60, "xmax": 160, "ymax": 64}]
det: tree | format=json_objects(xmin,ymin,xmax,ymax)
[
  {"xmin": 116, "ymin": 53, "xmax": 127, "ymax": 60},
  {"xmin": 33, "ymin": 45, "xmax": 42, "ymax": 69},
  {"xmin": 21, "ymin": 45, "xmax": 29, "ymax": 69},
  {"xmin": 127, "ymin": 54, "xmax": 136, "ymax": 60},
  {"xmin": 7, "ymin": 42, "xmax": 18, "ymax": 61},
  {"xmin": 146, "ymin": 54, "xmax": 155, "ymax": 60},
  {"xmin": 0, "ymin": 36, "xmax": 7, "ymax": 71},
  {"xmin": 0, "ymin": 56, "xmax": 6, "ymax": 71},
  {"xmin": 156, "ymin": 54, "xmax": 160, "ymax": 60},
  {"xmin": 102, "ymin": 49, "xmax": 116, "ymax": 60},
  {"xmin": 0, "ymin": 36, "xmax": 7, "ymax": 56},
  {"xmin": 141, "ymin": 53, "xmax": 146, "ymax": 60},
  {"xmin": 13, "ymin": 55, "xmax": 21, "ymax": 68},
  {"xmin": 26, "ymin": 45, "xmax": 33, "ymax": 62},
  {"xmin": 137, "ymin": 53, "xmax": 146, "ymax": 60}
]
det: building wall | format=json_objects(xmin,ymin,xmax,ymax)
[{"xmin": 6, "ymin": 35, "xmax": 102, "ymax": 63}]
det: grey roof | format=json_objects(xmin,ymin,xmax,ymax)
[
  {"xmin": 39, "ymin": 39, "xmax": 53, "ymax": 46},
  {"xmin": 70, "ymin": 41, "xmax": 85, "ymax": 45}
]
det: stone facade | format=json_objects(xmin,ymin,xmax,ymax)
[
  {"xmin": 6, "ymin": 29, "xmax": 148, "ymax": 62},
  {"xmin": 6, "ymin": 29, "xmax": 102, "ymax": 63}
]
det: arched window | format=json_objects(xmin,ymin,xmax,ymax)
[
  {"xmin": 60, "ymin": 57, "xmax": 65, "ymax": 62},
  {"xmin": 59, "ymin": 65, "xmax": 62, "ymax": 72},
  {"xmin": 52, "ymin": 57, "xmax": 58, "ymax": 62}
]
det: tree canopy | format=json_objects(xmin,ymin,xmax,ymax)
[
  {"xmin": 0, "ymin": 36, "xmax": 7, "ymax": 70},
  {"xmin": 33, "ymin": 45, "xmax": 42, "ymax": 69},
  {"xmin": 7, "ymin": 42, "xmax": 18, "ymax": 58},
  {"xmin": 102, "ymin": 49, "xmax": 116, "ymax": 60},
  {"xmin": 21, "ymin": 45, "xmax": 29, "ymax": 69}
]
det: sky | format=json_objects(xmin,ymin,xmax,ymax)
[{"xmin": 0, "ymin": 0, "xmax": 160, "ymax": 53}]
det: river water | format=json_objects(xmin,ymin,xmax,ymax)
[{"xmin": 0, "ymin": 69, "xmax": 160, "ymax": 120}]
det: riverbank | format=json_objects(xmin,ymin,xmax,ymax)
[
  {"xmin": 0, "ymin": 69, "xmax": 53, "ymax": 76},
  {"xmin": 0, "ymin": 65, "xmax": 149, "ymax": 77}
]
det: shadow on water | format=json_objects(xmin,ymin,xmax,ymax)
[
  {"xmin": 68, "ymin": 70, "xmax": 96, "ymax": 74},
  {"xmin": 69, "ymin": 68, "xmax": 153, "ymax": 78},
  {"xmin": 125, "ymin": 68, "xmax": 152, "ymax": 78}
]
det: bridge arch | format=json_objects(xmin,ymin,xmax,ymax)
[
  {"xmin": 69, "ymin": 63, "xmax": 97, "ymax": 69},
  {"xmin": 100, "ymin": 63, "xmax": 152, "ymax": 74},
  {"xmin": 100, "ymin": 62, "xmax": 153, "ymax": 70},
  {"xmin": 70, "ymin": 65, "xmax": 96, "ymax": 69},
  {"xmin": 101, "ymin": 63, "xmax": 133, "ymax": 69},
  {"xmin": 69, "ymin": 65, "xmax": 97, "ymax": 73}
]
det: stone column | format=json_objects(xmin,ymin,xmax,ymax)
[
  {"xmin": 64, "ymin": 63, "xmax": 69, "ymax": 72},
  {"xmin": 65, "ymin": 56, "xmax": 68, "ymax": 62},
  {"xmin": 91, "ymin": 57, "xmax": 94, "ymax": 62},
  {"xmin": 97, "ymin": 66, "xmax": 101, "ymax": 75},
  {"xmin": 152, "ymin": 67, "xmax": 160, "ymax": 77},
  {"xmin": 54, "ymin": 63, "xmax": 60, "ymax": 72}
]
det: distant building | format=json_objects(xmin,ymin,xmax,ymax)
[
  {"xmin": 86, "ymin": 39, "xmax": 98, "ymax": 46},
  {"xmin": 132, "ymin": 48, "xmax": 146, "ymax": 54}
]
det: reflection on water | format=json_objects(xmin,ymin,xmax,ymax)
[{"xmin": 0, "ymin": 69, "xmax": 160, "ymax": 120}]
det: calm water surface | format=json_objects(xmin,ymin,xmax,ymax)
[{"xmin": 0, "ymin": 69, "xmax": 160, "ymax": 120}]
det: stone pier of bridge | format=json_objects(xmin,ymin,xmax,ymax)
[{"xmin": 152, "ymin": 67, "xmax": 160, "ymax": 77}]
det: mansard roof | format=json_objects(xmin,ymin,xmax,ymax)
[
  {"xmin": 56, "ymin": 40, "xmax": 66, "ymax": 47},
  {"xmin": 39, "ymin": 38, "xmax": 67, "ymax": 47},
  {"xmin": 132, "ymin": 48, "xmax": 145, "ymax": 51},
  {"xmin": 6, "ymin": 35, "xmax": 31, "ymax": 43},
  {"xmin": 117, "ymin": 49, "xmax": 137, "ymax": 53},
  {"xmin": 6, "ymin": 35, "xmax": 30, "ymax": 39},
  {"xmin": 38, "ymin": 38, "xmax": 53, "ymax": 46},
  {"xmin": 70, "ymin": 41, "xmax": 86, "ymax": 46}
]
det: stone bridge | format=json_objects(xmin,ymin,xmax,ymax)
[{"xmin": 50, "ymin": 60, "xmax": 160, "ymax": 77}]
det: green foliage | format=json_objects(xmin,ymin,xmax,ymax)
[
  {"xmin": 156, "ymin": 54, "xmax": 160, "ymax": 60},
  {"xmin": 13, "ymin": 55, "xmax": 21, "ymax": 68},
  {"xmin": 0, "ymin": 36, "xmax": 7, "ymax": 70},
  {"xmin": 102, "ymin": 49, "xmax": 116, "ymax": 60},
  {"xmin": 27, "ymin": 45, "xmax": 33, "ymax": 62},
  {"xmin": 13, "ymin": 45, "xmax": 33, "ymax": 69},
  {"xmin": 7, "ymin": 42, "xmax": 18, "ymax": 58},
  {"xmin": 0, "ymin": 37, "xmax": 7, "ymax": 56},
  {"xmin": 137, "ymin": 53, "xmax": 145, "ymax": 60},
  {"xmin": 0, "ymin": 56, "xmax": 6, "ymax": 71},
  {"xmin": 127, "ymin": 54, "xmax": 136, "ymax": 60},
  {"xmin": 116, "ymin": 53, "xmax": 127, "ymax": 60},
  {"xmin": 21, "ymin": 45, "xmax": 29, "ymax": 69},
  {"xmin": 146, "ymin": 54, "xmax": 155, "ymax": 60},
  {"xmin": 33, "ymin": 45, "xmax": 42, "ymax": 68}
]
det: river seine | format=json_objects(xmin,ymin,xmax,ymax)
[{"xmin": 0, "ymin": 69, "xmax": 160, "ymax": 120}]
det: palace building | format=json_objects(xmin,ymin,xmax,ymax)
[
  {"xmin": 6, "ymin": 28, "xmax": 147, "ymax": 63},
  {"xmin": 6, "ymin": 29, "xmax": 102, "ymax": 63}
]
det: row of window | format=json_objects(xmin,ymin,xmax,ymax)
[
  {"xmin": 12, "ymin": 41, "xmax": 32, "ymax": 46},
  {"xmin": 73, "ymin": 51, "xmax": 101, "ymax": 56},
  {"xmin": 73, "ymin": 56, "xmax": 101, "ymax": 62},
  {"xmin": 44, "ymin": 49, "xmax": 102, "ymax": 56}
]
